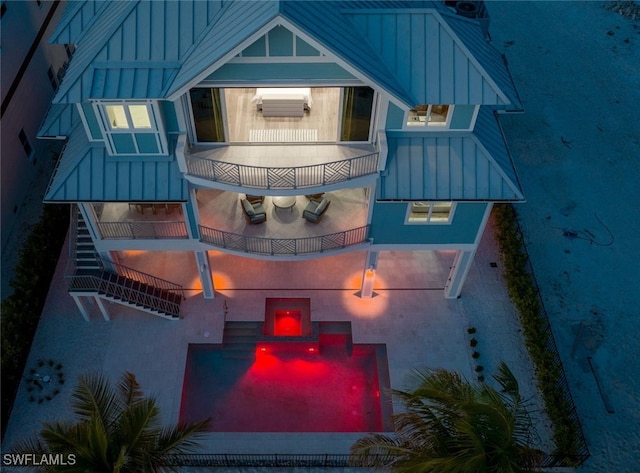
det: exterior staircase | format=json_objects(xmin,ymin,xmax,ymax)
[
  {"xmin": 222, "ymin": 321, "xmax": 261, "ymax": 359},
  {"xmin": 67, "ymin": 206, "xmax": 184, "ymax": 320}
]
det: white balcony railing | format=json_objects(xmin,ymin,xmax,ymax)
[
  {"xmin": 199, "ymin": 225, "xmax": 370, "ymax": 256},
  {"xmin": 186, "ymin": 152, "xmax": 379, "ymax": 189}
]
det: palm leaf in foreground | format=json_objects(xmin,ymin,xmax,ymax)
[{"xmin": 351, "ymin": 361, "xmax": 543, "ymax": 473}]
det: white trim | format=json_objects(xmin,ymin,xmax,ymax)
[
  {"xmin": 229, "ymin": 56, "xmax": 336, "ymax": 64},
  {"xmin": 469, "ymin": 105, "xmax": 480, "ymax": 130}
]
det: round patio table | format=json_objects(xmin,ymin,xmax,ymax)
[{"xmin": 272, "ymin": 195, "xmax": 297, "ymax": 212}]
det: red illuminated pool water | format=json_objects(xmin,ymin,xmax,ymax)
[{"xmin": 180, "ymin": 328, "xmax": 392, "ymax": 432}]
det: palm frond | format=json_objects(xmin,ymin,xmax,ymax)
[
  {"xmin": 153, "ymin": 418, "xmax": 210, "ymax": 457},
  {"xmin": 71, "ymin": 372, "xmax": 120, "ymax": 430},
  {"xmin": 117, "ymin": 371, "xmax": 145, "ymax": 408}
]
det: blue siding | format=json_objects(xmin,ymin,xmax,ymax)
[
  {"xmin": 81, "ymin": 103, "xmax": 102, "ymax": 140},
  {"xmin": 268, "ymin": 25, "xmax": 294, "ymax": 56},
  {"xmin": 242, "ymin": 35, "xmax": 266, "ymax": 57},
  {"xmin": 369, "ymin": 202, "xmax": 487, "ymax": 245},
  {"xmin": 385, "ymin": 102, "xmax": 405, "ymax": 129},
  {"xmin": 159, "ymin": 101, "xmax": 179, "ymax": 134},
  {"xmin": 450, "ymin": 105, "xmax": 475, "ymax": 129},
  {"xmin": 296, "ymin": 36, "xmax": 320, "ymax": 56},
  {"xmin": 206, "ymin": 62, "xmax": 356, "ymax": 82}
]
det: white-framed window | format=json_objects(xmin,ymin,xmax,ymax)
[
  {"xmin": 407, "ymin": 104, "xmax": 451, "ymax": 128},
  {"xmin": 95, "ymin": 101, "xmax": 167, "ymax": 156},
  {"xmin": 405, "ymin": 201, "xmax": 455, "ymax": 224}
]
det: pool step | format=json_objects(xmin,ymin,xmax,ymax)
[
  {"xmin": 222, "ymin": 322, "xmax": 261, "ymax": 358},
  {"xmin": 318, "ymin": 321, "xmax": 352, "ymax": 334}
]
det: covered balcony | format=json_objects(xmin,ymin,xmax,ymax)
[
  {"xmin": 195, "ymin": 187, "xmax": 370, "ymax": 256},
  {"xmin": 90, "ymin": 188, "xmax": 370, "ymax": 257},
  {"xmin": 185, "ymin": 143, "xmax": 379, "ymax": 191},
  {"xmin": 93, "ymin": 202, "xmax": 189, "ymax": 239}
]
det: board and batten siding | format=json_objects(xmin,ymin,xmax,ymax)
[
  {"xmin": 204, "ymin": 62, "xmax": 357, "ymax": 83},
  {"xmin": 369, "ymin": 202, "xmax": 488, "ymax": 245}
]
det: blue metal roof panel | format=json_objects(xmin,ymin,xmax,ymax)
[
  {"xmin": 442, "ymin": 12, "xmax": 522, "ymax": 108},
  {"xmin": 345, "ymin": 7, "xmax": 515, "ymax": 106},
  {"xmin": 38, "ymin": 103, "xmax": 80, "ymax": 138},
  {"xmin": 48, "ymin": 0, "xmax": 106, "ymax": 45},
  {"xmin": 473, "ymin": 106, "xmax": 523, "ymax": 196},
  {"xmin": 88, "ymin": 66, "xmax": 180, "ymax": 99},
  {"xmin": 279, "ymin": 1, "xmax": 416, "ymax": 107},
  {"xmin": 45, "ymin": 127, "xmax": 187, "ymax": 202},
  {"xmin": 52, "ymin": 1, "xmax": 139, "ymax": 104},
  {"xmin": 167, "ymin": 0, "xmax": 281, "ymax": 98},
  {"xmin": 380, "ymin": 130, "xmax": 523, "ymax": 201}
]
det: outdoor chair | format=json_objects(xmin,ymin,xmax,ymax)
[
  {"xmin": 302, "ymin": 198, "xmax": 330, "ymax": 223},
  {"xmin": 245, "ymin": 194, "xmax": 265, "ymax": 204},
  {"xmin": 241, "ymin": 199, "xmax": 267, "ymax": 224}
]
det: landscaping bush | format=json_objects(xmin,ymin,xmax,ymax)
[
  {"xmin": 493, "ymin": 203, "xmax": 587, "ymax": 465},
  {"xmin": 1, "ymin": 203, "xmax": 69, "ymax": 438}
]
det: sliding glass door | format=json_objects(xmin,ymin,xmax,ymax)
[
  {"xmin": 189, "ymin": 88, "xmax": 225, "ymax": 142},
  {"xmin": 340, "ymin": 86, "xmax": 374, "ymax": 141}
]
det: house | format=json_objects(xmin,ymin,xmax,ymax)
[
  {"xmin": 38, "ymin": 0, "xmax": 523, "ymax": 321},
  {"xmin": 0, "ymin": 0, "xmax": 69, "ymax": 251}
]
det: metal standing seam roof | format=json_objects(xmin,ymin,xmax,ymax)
[
  {"xmin": 51, "ymin": 1, "xmax": 226, "ymax": 103},
  {"xmin": 38, "ymin": 103, "xmax": 80, "ymax": 138},
  {"xmin": 379, "ymin": 118, "xmax": 524, "ymax": 201},
  {"xmin": 47, "ymin": 0, "xmax": 105, "ymax": 45},
  {"xmin": 50, "ymin": 0, "xmax": 519, "ymax": 110},
  {"xmin": 167, "ymin": 0, "xmax": 282, "ymax": 99},
  {"xmin": 44, "ymin": 126, "xmax": 187, "ymax": 203},
  {"xmin": 344, "ymin": 7, "xmax": 518, "ymax": 106}
]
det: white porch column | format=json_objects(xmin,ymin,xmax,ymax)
[
  {"xmin": 444, "ymin": 250, "xmax": 476, "ymax": 299},
  {"xmin": 444, "ymin": 203, "xmax": 493, "ymax": 299},
  {"xmin": 358, "ymin": 250, "xmax": 379, "ymax": 299},
  {"xmin": 195, "ymin": 251, "xmax": 214, "ymax": 299},
  {"xmin": 71, "ymin": 294, "xmax": 91, "ymax": 322}
]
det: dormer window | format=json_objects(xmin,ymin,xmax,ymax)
[
  {"xmin": 406, "ymin": 202, "xmax": 455, "ymax": 224},
  {"xmin": 407, "ymin": 104, "xmax": 451, "ymax": 127},
  {"xmin": 96, "ymin": 101, "xmax": 167, "ymax": 156}
]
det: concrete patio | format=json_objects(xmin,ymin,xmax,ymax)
[{"xmin": 2, "ymin": 216, "xmax": 553, "ymax": 457}]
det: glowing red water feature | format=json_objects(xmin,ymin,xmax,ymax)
[{"xmin": 274, "ymin": 310, "xmax": 302, "ymax": 336}]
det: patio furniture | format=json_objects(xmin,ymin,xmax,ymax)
[
  {"xmin": 272, "ymin": 195, "xmax": 297, "ymax": 212},
  {"xmin": 302, "ymin": 198, "xmax": 330, "ymax": 223},
  {"xmin": 305, "ymin": 193, "xmax": 325, "ymax": 201},
  {"xmin": 245, "ymin": 194, "xmax": 265, "ymax": 204},
  {"xmin": 241, "ymin": 199, "xmax": 267, "ymax": 224}
]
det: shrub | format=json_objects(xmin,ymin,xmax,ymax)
[
  {"xmin": 493, "ymin": 204, "xmax": 587, "ymax": 465},
  {"xmin": 1, "ymin": 203, "xmax": 69, "ymax": 438}
]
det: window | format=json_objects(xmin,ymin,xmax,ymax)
[
  {"xmin": 406, "ymin": 202, "xmax": 455, "ymax": 224},
  {"xmin": 96, "ymin": 101, "xmax": 167, "ymax": 155},
  {"xmin": 407, "ymin": 104, "xmax": 451, "ymax": 127},
  {"xmin": 19, "ymin": 129, "xmax": 34, "ymax": 161}
]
